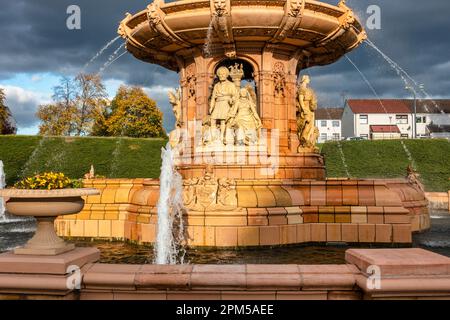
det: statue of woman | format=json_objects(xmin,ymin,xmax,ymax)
[
  {"xmin": 296, "ymin": 75, "xmax": 319, "ymax": 152},
  {"xmin": 209, "ymin": 67, "xmax": 238, "ymax": 144},
  {"xmin": 229, "ymin": 88, "xmax": 262, "ymax": 146}
]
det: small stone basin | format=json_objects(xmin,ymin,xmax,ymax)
[{"xmin": 0, "ymin": 188, "xmax": 99, "ymax": 256}]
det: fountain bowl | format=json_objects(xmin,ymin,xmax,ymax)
[{"xmin": 0, "ymin": 188, "xmax": 99, "ymax": 255}]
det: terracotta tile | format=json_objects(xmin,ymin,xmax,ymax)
[
  {"xmin": 342, "ymin": 186, "xmax": 359, "ymax": 206},
  {"xmin": 268, "ymin": 216, "xmax": 287, "ymax": 225},
  {"xmin": 374, "ymin": 185, "xmax": 402, "ymax": 206},
  {"xmin": 248, "ymin": 216, "xmax": 269, "ymax": 226},
  {"xmin": 247, "ymin": 273, "xmax": 301, "ymax": 290},
  {"xmin": 310, "ymin": 223, "xmax": 326, "ymax": 242},
  {"xmin": 215, "ymin": 227, "xmax": 238, "ymax": 247},
  {"xmin": 280, "ymin": 225, "xmax": 297, "ymax": 244},
  {"xmin": 276, "ymin": 292, "xmax": 328, "ymax": 300},
  {"xmin": 285, "ymin": 206, "xmax": 302, "ymax": 215},
  {"xmin": 358, "ymin": 224, "xmax": 375, "ymax": 243},
  {"xmin": 247, "ymin": 208, "xmax": 268, "ymax": 216},
  {"xmin": 303, "ymin": 213, "xmax": 318, "ymax": 223},
  {"xmin": 392, "ymin": 224, "xmax": 412, "ymax": 243},
  {"xmin": 237, "ymin": 186, "xmax": 258, "ymax": 207},
  {"xmin": 310, "ymin": 185, "xmax": 326, "ymax": 206},
  {"xmin": 326, "ymin": 185, "xmax": 343, "ymax": 206},
  {"xmin": 297, "ymin": 185, "xmax": 311, "ymax": 206},
  {"xmin": 98, "ymin": 220, "xmax": 111, "ymax": 238},
  {"xmin": 260, "ymin": 226, "xmax": 280, "ymax": 246},
  {"xmin": 375, "ymin": 224, "xmax": 392, "ymax": 243},
  {"xmin": 267, "ymin": 207, "xmax": 287, "ymax": 215},
  {"xmin": 341, "ymin": 224, "xmax": 358, "ymax": 243},
  {"xmin": 254, "ymin": 186, "xmax": 276, "ymax": 207},
  {"xmin": 287, "ymin": 215, "xmax": 303, "ymax": 224},
  {"xmin": 326, "ymin": 224, "xmax": 342, "ymax": 242},
  {"xmin": 238, "ymin": 227, "xmax": 260, "ymax": 246},
  {"xmin": 357, "ymin": 185, "xmax": 376, "ymax": 206},
  {"xmin": 335, "ymin": 214, "xmax": 351, "ymax": 223},
  {"xmin": 319, "ymin": 214, "xmax": 334, "ymax": 223},
  {"xmin": 222, "ymin": 292, "xmax": 276, "ymax": 300},
  {"xmin": 268, "ymin": 186, "xmax": 292, "ymax": 207},
  {"xmin": 368, "ymin": 214, "xmax": 384, "ymax": 224},
  {"xmin": 205, "ymin": 216, "xmax": 247, "ymax": 226},
  {"xmin": 384, "ymin": 214, "xmax": 411, "ymax": 224},
  {"xmin": 285, "ymin": 187, "xmax": 307, "ymax": 206}
]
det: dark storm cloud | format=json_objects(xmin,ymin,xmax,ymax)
[{"xmin": 0, "ymin": 0, "xmax": 449, "ymax": 120}]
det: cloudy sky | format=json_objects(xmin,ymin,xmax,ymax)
[{"xmin": 0, "ymin": 0, "xmax": 449, "ymax": 134}]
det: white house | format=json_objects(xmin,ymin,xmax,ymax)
[
  {"xmin": 315, "ymin": 108, "xmax": 343, "ymax": 143},
  {"xmin": 341, "ymin": 99, "xmax": 450, "ymax": 140}
]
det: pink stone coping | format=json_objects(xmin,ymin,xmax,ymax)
[
  {"xmin": 0, "ymin": 247, "xmax": 100, "ymax": 274},
  {"xmin": 346, "ymin": 248, "xmax": 450, "ymax": 276},
  {"xmin": 0, "ymin": 188, "xmax": 99, "ymax": 198}
]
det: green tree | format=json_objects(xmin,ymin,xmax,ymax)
[
  {"xmin": 36, "ymin": 74, "xmax": 108, "ymax": 136},
  {"xmin": 105, "ymin": 85, "xmax": 166, "ymax": 138},
  {"xmin": 36, "ymin": 102, "xmax": 74, "ymax": 136},
  {"xmin": 73, "ymin": 73, "xmax": 108, "ymax": 136}
]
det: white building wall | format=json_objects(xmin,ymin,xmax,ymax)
[
  {"xmin": 315, "ymin": 119, "xmax": 342, "ymax": 143},
  {"xmin": 354, "ymin": 113, "xmax": 413, "ymax": 139}
]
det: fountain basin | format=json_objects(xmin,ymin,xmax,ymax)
[
  {"xmin": 0, "ymin": 188, "xmax": 99, "ymax": 255},
  {"xmin": 119, "ymin": 0, "xmax": 366, "ymax": 71}
]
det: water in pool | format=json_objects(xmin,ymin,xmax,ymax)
[{"xmin": 0, "ymin": 210, "xmax": 449, "ymax": 264}]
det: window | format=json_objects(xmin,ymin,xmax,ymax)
[
  {"xmin": 332, "ymin": 120, "xmax": 340, "ymax": 127},
  {"xmin": 401, "ymin": 134, "xmax": 409, "ymax": 139},
  {"xmin": 396, "ymin": 115, "xmax": 408, "ymax": 124},
  {"xmin": 416, "ymin": 116, "xmax": 426, "ymax": 124},
  {"xmin": 332, "ymin": 133, "xmax": 340, "ymax": 141},
  {"xmin": 360, "ymin": 134, "xmax": 369, "ymax": 140},
  {"xmin": 359, "ymin": 115, "xmax": 368, "ymax": 124},
  {"xmin": 321, "ymin": 120, "xmax": 327, "ymax": 127},
  {"xmin": 320, "ymin": 133, "xmax": 327, "ymax": 141}
]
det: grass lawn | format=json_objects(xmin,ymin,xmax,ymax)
[
  {"xmin": 321, "ymin": 139, "xmax": 450, "ymax": 192},
  {"xmin": 0, "ymin": 135, "xmax": 167, "ymax": 186},
  {"xmin": 1, "ymin": 135, "xmax": 449, "ymax": 191}
]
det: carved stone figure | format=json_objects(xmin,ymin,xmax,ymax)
[
  {"xmin": 168, "ymin": 88, "xmax": 183, "ymax": 148},
  {"xmin": 229, "ymin": 63, "xmax": 244, "ymax": 89},
  {"xmin": 229, "ymin": 88, "xmax": 262, "ymax": 146},
  {"xmin": 217, "ymin": 177, "xmax": 238, "ymax": 209},
  {"xmin": 273, "ymin": 62, "xmax": 286, "ymax": 97},
  {"xmin": 168, "ymin": 88, "xmax": 182, "ymax": 127},
  {"xmin": 183, "ymin": 165, "xmax": 239, "ymax": 211},
  {"xmin": 296, "ymin": 75, "xmax": 319, "ymax": 152},
  {"xmin": 209, "ymin": 67, "xmax": 239, "ymax": 144}
]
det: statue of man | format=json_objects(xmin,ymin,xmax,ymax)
[
  {"xmin": 296, "ymin": 75, "xmax": 319, "ymax": 152},
  {"xmin": 209, "ymin": 66, "xmax": 238, "ymax": 144}
]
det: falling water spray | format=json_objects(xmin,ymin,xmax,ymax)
[{"xmin": 154, "ymin": 143, "xmax": 186, "ymax": 265}]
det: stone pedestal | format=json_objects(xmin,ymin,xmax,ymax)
[
  {"xmin": 0, "ymin": 247, "xmax": 99, "ymax": 299},
  {"xmin": 346, "ymin": 248, "xmax": 450, "ymax": 299}
]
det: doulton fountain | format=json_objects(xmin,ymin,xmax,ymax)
[
  {"xmin": 115, "ymin": 0, "xmax": 429, "ymax": 248},
  {"xmin": 1, "ymin": 0, "xmax": 449, "ymax": 301}
]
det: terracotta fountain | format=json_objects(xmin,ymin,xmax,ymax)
[{"xmin": 115, "ymin": 0, "xmax": 430, "ymax": 247}]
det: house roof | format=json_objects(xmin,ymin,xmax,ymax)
[
  {"xmin": 370, "ymin": 125, "xmax": 401, "ymax": 133},
  {"xmin": 347, "ymin": 99, "xmax": 450, "ymax": 114},
  {"xmin": 315, "ymin": 108, "xmax": 344, "ymax": 120}
]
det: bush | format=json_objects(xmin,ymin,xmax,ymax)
[{"xmin": 14, "ymin": 172, "xmax": 83, "ymax": 190}]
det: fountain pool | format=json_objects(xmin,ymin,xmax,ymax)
[{"xmin": 1, "ymin": 210, "xmax": 448, "ymax": 264}]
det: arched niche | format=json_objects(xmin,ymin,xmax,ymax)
[{"xmin": 208, "ymin": 57, "xmax": 259, "ymax": 113}]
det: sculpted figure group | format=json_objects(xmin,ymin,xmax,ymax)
[
  {"xmin": 207, "ymin": 65, "xmax": 262, "ymax": 146},
  {"xmin": 168, "ymin": 62, "xmax": 319, "ymax": 151}
]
